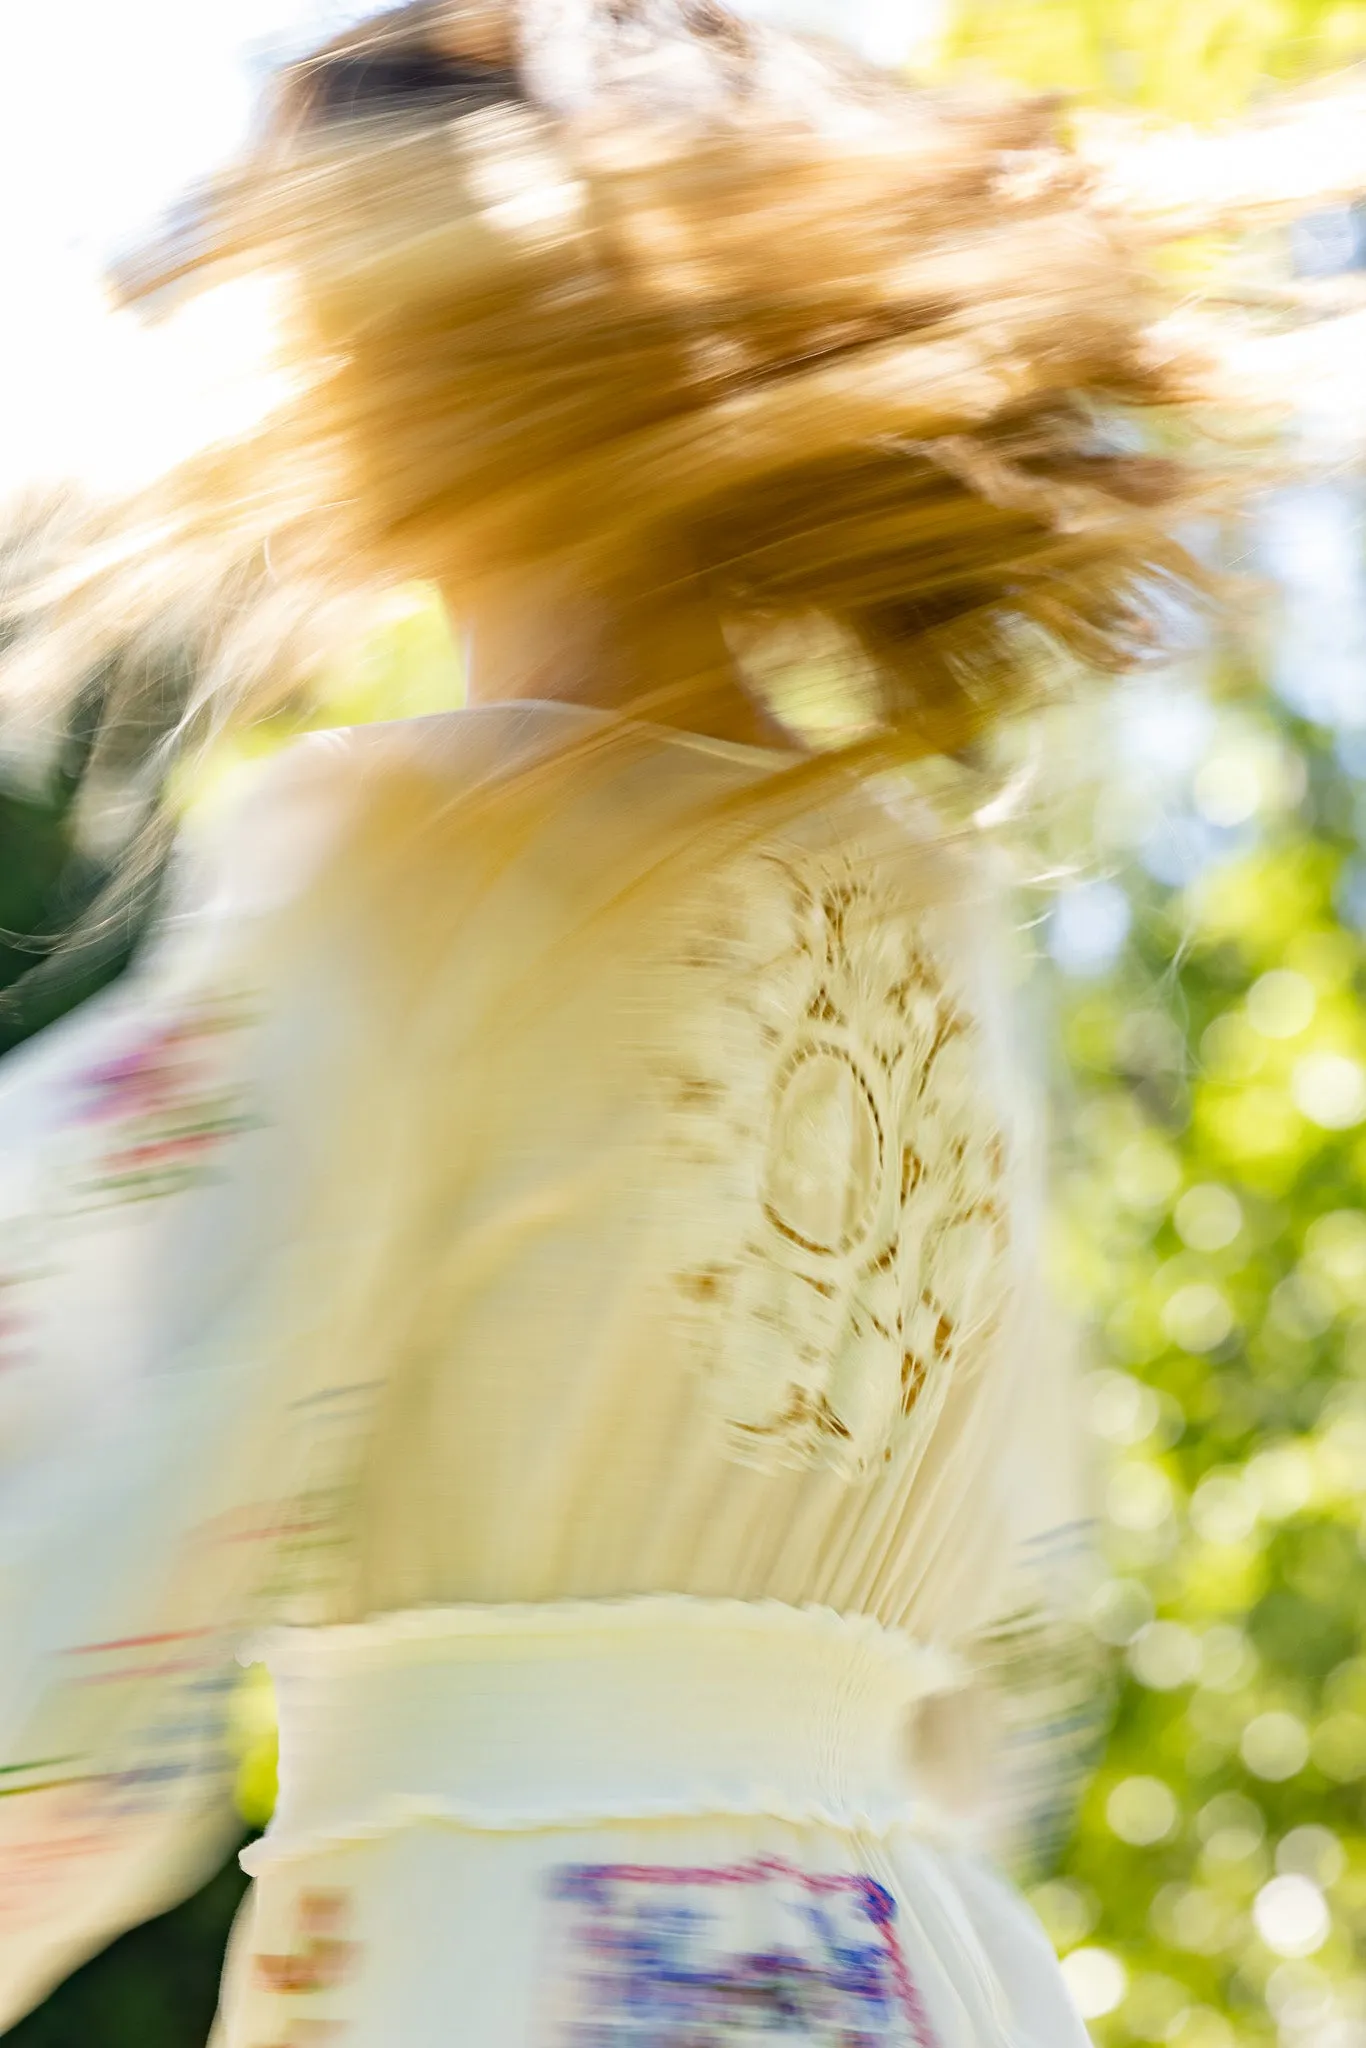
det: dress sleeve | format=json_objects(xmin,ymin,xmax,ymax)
[
  {"xmin": 0, "ymin": 733, "xmax": 392, "ymax": 2027},
  {"xmin": 973, "ymin": 1296, "xmax": 1103, "ymax": 1874}
]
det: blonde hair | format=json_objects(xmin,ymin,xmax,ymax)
[{"xmin": 1, "ymin": 2, "xmax": 1355, "ymax": 816}]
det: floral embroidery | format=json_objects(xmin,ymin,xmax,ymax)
[
  {"xmin": 253, "ymin": 1889, "xmax": 357, "ymax": 1996},
  {"xmin": 251, "ymin": 1890, "xmax": 356, "ymax": 2047},
  {"xmin": 71, "ymin": 994, "xmax": 262, "ymax": 1206},
  {"xmin": 662, "ymin": 845, "xmax": 1012, "ymax": 1479},
  {"xmin": 541, "ymin": 1855, "xmax": 937, "ymax": 2047}
]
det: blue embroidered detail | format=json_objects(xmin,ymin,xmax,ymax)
[{"xmin": 541, "ymin": 1855, "xmax": 937, "ymax": 2046}]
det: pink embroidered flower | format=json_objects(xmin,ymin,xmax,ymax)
[{"xmin": 72, "ymin": 996, "xmax": 263, "ymax": 1205}]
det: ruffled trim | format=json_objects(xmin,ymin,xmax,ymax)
[
  {"xmin": 245, "ymin": 1594, "xmax": 964, "ymax": 1691},
  {"xmin": 240, "ymin": 1788, "xmax": 972, "ymax": 1875},
  {"xmin": 240, "ymin": 1598, "xmax": 970, "ymax": 1871}
]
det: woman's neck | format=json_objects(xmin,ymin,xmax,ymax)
[{"xmin": 450, "ymin": 571, "xmax": 792, "ymax": 751}]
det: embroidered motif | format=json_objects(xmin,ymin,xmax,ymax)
[
  {"xmin": 71, "ymin": 993, "xmax": 262, "ymax": 1206},
  {"xmin": 253, "ymin": 1888, "xmax": 356, "ymax": 1996},
  {"xmin": 663, "ymin": 844, "xmax": 1012, "ymax": 1478},
  {"xmin": 250, "ymin": 1890, "xmax": 357, "ymax": 2048},
  {"xmin": 541, "ymin": 1855, "xmax": 937, "ymax": 2047}
]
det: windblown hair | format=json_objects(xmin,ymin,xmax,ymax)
[{"xmin": 0, "ymin": 0, "xmax": 1344, "ymax": 806}]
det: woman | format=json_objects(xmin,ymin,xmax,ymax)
[{"xmin": 0, "ymin": 3, "xmax": 1323, "ymax": 2041}]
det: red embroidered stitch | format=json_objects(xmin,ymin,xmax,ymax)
[
  {"xmin": 253, "ymin": 1890, "xmax": 357, "ymax": 1999},
  {"xmin": 72, "ymin": 996, "xmax": 262, "ymax": 1205},
  {"xmin": 543, "ymin": 1854, "xmax": 938, "ymax": 2048}
]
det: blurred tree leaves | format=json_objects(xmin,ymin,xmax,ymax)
[
  {"xmin": 941, "ymin": 11, "xmax": 1366, "ymax": 2031},
  {"xmin": 942, "ymin": 0, "xmax": 1366, "ymax": 120},
  {"xmin": 0, "ymin": 669, "xmax": 165, "ymax": 1059},
  {"xmin": 1029, "ymin": 676, "xmax": 1366, "ymax": 2046}
]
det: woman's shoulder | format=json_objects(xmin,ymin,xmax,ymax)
[
  {"xmin": 177, "ymin": 706, "xmax": 1008, "ymax": 1004},
  {"xmin": 200, "ymin": 702, "xmax": 788, "ymax": 899},
  {"xmin": 172, "ymin": 707, "xmax": 535, "ymax": 917}
]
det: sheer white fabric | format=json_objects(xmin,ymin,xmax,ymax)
[{"xmin": 0, "ymin": 703, "xmax": 1087, "ymax": 2039}]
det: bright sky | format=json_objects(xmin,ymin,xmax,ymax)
[
  {"xmin": 0, "ymin": 0, "xmax": 936, "ymax": 496},
  {"xmin": 0, "ymin": 1, "xmax": 364, "ymax": 495},
  {"xmin": 0, "ymin": 0, "xmax": 933, "ymax": 261},
  {"xmin": 0, "ymin": 2, "xmax": 423, "ymax": 267}
]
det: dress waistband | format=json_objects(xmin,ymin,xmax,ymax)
[{"xmin": 243, "ymin": 1597, "xmax": 963, "ymax": 1870}]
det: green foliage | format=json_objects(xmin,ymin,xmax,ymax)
[
  {"xmin": 174, "ymin": 585, "xmax": 461, "ymax": 813},
  {"xmin": 0, "ymin": 727, "xmax": 148, "ymax": 1058},
  {"xmin": 942, "ymin": 0, "xmax": 1366, "ymax": 121},
  {"xmin": 4, "ymin": 1857, "xmax": 251, "ymax": 2048},
  {"xmin": 940, "ymin": 6, "xmax": 1366, "ymax": 2033},
  {"xmin": 1031, "ymin": 683, "xmax": 1366, "ymax": 2046}
]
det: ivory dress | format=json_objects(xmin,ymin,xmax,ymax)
[{"xmin": 0, "ymin": 702, "xmax": 1088, "ymax": 2046}]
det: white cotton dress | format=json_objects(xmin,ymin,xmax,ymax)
[{"xmin": 0, "ymin": 702, "xmax": 1090, "ymax": 2047}]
